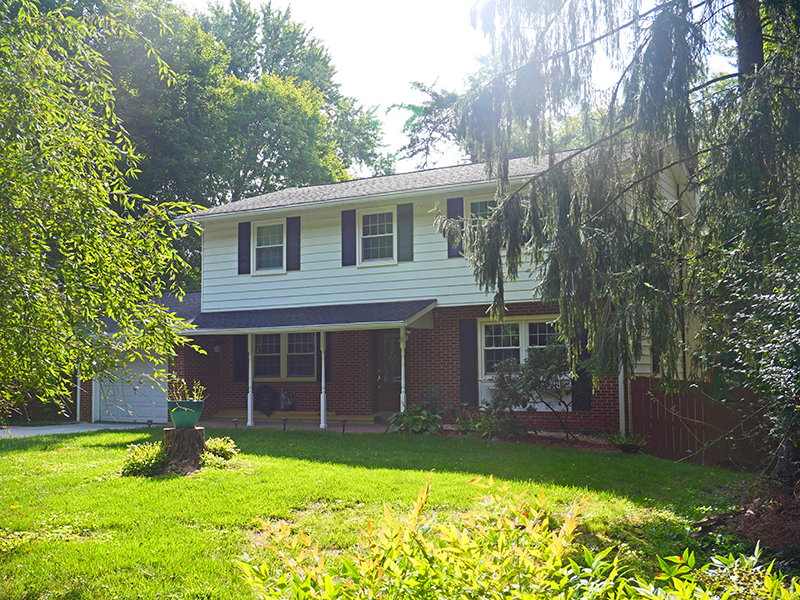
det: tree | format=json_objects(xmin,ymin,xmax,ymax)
[
  {"xmin": 0, "ymin": 0, "xmax": 194, "ymax": 418},
  {"xmin": 200, "ymin": 0, "xmax": 394, "ymax": 176},
  {"xmin": 94, "ymin": 0, "xmax": 360, "ymax": 287},
  {"xmin": 430, "ymin": 0, "xmax": 800, "ymax": 482}
]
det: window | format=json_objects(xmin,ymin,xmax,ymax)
[
  {"xmin": 287, "ymin": 332, "xmax": 316, "ymax": 378},
  {"xmin": 529, "ymin": 322, "xmax": 557, "ymax": 347},
  {"xmin": 470, "ymin": 200, "xmax": 493, "ymax": 219},
  {"xmin": 254, "ymin": 334, "xmax": 281, "ymax": 378},
  {"xmin": 358, "ymin": 208, "xmax": 396, "ymax": 263},
  {"xmin": 478, "ymin": 317, "xmax": 561, "ymax": 408},
  {"xmin": 483, "ymin": 323, "xmax": 521, "ymax": 374},
  {"xmin": 254, "ymin": 333, "xmax": 316, "ymax": 379},
  {"xmin": 254, "ymin": 221, "xmax": 285, "ymax": 272}
]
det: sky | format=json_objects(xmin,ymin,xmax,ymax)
[{"xmin": 178, "ymin": 0, "xmax": 492, "ymax": 171}]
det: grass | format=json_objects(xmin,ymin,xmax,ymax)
[{"xmin": 0, "ymin": 428, "xmax": 751, "ymax": 599}]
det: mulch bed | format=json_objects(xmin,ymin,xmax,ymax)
[{"xmin": 693, "ymin": 480, "xmax": 800, "ymax": 569}]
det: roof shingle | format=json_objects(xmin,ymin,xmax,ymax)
[{"xmin": 191, "ymin": 156, "xmax": 550, "ymax": 219}]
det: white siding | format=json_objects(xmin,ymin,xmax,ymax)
[{"xmin": 201, "ymin": 193, "xmax": 543, "ymax": 313}]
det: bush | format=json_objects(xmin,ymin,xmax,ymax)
[
  {"xmin": 386, "ymin": 405, "xmax": 442, "ymax": 434},
  {"xmin": 238, "ymin": 477, "xmax": 800, "ymax": 600},
  {"xmin": 200, "ymin": 451, "xmax": 229, "ymax": 469},
  {"xmin": 205, "ymin": 436, "xmax": 240, "ymax": 460},
  {"xmin": 121, "ymin": 442, "xmax": 168, "ymax": 477}
]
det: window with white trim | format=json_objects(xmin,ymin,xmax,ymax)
[
  {"xmin": 478, "ymin": 317, "xmax": 561, "ymax": 408},
  {"xmin": 358, "ymin": 208, "xmax": 396, "ymax": 263},
  {"xmin": 254, "ymin": 333, "xmax": 316, "ymax": 380},
  {"xmin": 470, "ymin": 200, "xmax": 493, "ymax": 219},
  {"xmin": 254, "ymin": 221, "xmax": 285, "ymax": 272}
]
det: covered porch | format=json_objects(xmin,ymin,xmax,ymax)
[{"xmin": 183, "ymin": 299, "xmax": 437, "ymax": 428}]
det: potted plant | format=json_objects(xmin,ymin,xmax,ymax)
[
  {"xmin": 167, "ymin": 378, "xmax": 206, "ymax": 429},
  {"xmin": 601, "ymin": 431, "xmax": 647, "ymax": 454}
]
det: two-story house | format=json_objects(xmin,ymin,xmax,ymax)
[{"xmin": 83, "ymin": 155, "xmax": 691, "ymax": 431}]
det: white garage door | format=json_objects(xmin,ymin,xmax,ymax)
[{"xmin": 95, "ymin": 358, "xmax": 169, "ymax": 423}]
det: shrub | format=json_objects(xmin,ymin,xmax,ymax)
[
  {"xmin": 386, "ymin": 405, "xmax": 442, "ymax": 434},
  {"xmin": 491, "ymin": 343, "xmax": 575, "ymax": 439},
  {"xmin": 205, "ymin": 436, "xmax": 240, "ymax": 460},
  {"xmin": 200, "ymin": 451, "xmax": 229, "ymax": 469},
  {"xmin": 238, "ymin": 477, "xmax": 800, "ymax": 600},
  {"xmin": 121, "ymin": 442, "xmax": 168, "ymax": 477}
]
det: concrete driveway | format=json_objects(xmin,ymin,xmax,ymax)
[{"xmin": 0, "ymin": 422, "xmax": 144, "ymax": 439}]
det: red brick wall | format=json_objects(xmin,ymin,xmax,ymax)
[
  {"xmin": 173, "ymin": 302, "xmax": 621, "ymax": 431},
  {"xmin": 406, "ymin": 303, "xmax": 620, "ymax": 432},
  {"xmin": 79, "ymin": 379, "xmax": 93, "ymax": 422}
]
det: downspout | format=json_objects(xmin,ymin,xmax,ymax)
[
  {"xmin": 76, "ymin": 369, "xmax": 81, "ymax": 423},
  {"xmin": 319, "ymin": 332, "xmax": 327, "ymax": 429},
  {"xmin": 618, "ymin": 361, "xmax": 626, "ymax": 433},
  {"xmin": 399, "ymin": 327, "xmax": 408, "ymax": 412},
  {"xmin": 247, "ymin": 334, "xmax": 254, "ymax": 427}
]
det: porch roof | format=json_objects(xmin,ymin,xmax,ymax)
[{"xmin": 187, "ymin": 299, "xmax": 437, "ymax": 335}]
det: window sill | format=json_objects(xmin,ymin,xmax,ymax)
[
  {"xmin": 251, "ymin": 268, "xmax": 287, "ymax": 276},
  {"xmin": 357, "ymin": 258, "xmax": 397, "ymax": 268},
  {"xmin": 254, "ymin": 377, "xmax": 317, "ymax": 383}
]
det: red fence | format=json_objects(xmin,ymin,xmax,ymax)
[{"xmin": 629, "ymin": 378, "xmax": 769, "ymax": 471}]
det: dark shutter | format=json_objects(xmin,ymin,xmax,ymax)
[
  {"xmin": 237, "ymin": 222, "xmax": 251, "ymax": 274},
  {"xmin": 286, "ymin": 216, "xmax": 301, "ymax": 271},
  {"xmin": 572, "ymin": 328, "xmax": 591, "ymax": 411},
  {"xmin": 316, "ymin": 332, "xmax": 332, "ymax": 382},
  {"xmin": 446, "ymin": 198, "xmax": 463, "ymax": 258},
  {"xmin": 571, "ymin": 369, "xmax": 592, "ymax": 411},
  {"xmin": 232, "ymin": 335, "xmax": 249, "ymax": 382},
  {"xmin": 459, "ymin": 319, "xmax": 478, "ymax": 407},
  {"xmin": 397, "ymin": 203, "xmax": 414, "ymax": 262},
  {"xmin": 341, "ymin": 210, "xmax": 356, "ymax": 266}
]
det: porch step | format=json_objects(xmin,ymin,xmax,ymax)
[{"xmin": 213, "ymin": 409, "xmax": 379, "ymax": 424}]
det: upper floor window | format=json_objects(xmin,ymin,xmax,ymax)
[
  {"xmin": 254, "ymin": 221, "xmax": 285, "ymax": 272},
  {"xmin": 470, "ymin": 200, "xmax": 493, "ymax": 219},
  {"xmin": 358, "ymin": 208, "xmax": 396, "ymax": 264},
  {"xmin": 254, "ymin": 332, "xmax": 316, "ymax": 380}
]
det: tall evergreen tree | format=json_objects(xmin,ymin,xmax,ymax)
[{"xmin": 432, "ymin": 0, "xmax": 800, "ymax": 482}]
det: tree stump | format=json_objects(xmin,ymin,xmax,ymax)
[{"xmin": 163, "ymin": 427, "xmax": 205, "ymax": 470}]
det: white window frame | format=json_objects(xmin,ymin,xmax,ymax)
[
  {"xmin": 478, "ymin": 316, "xmax": 564, "ymax": 411},
  {"xmin": 357, "ymin": 206, "xmax": 397, "ymax": 266},
  {"xmin": 252, "ymin": 219, "xmax": 287, "ymax": 275},
  {"xmin": 470, "ymin": 199, "xmax": 494, "ymax": 220},
  {"xmin": 254, "ymin": 332, "xmax": 316, "ymax": 381}
]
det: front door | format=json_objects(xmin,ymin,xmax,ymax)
[{"xmin": 374, "ymin": 330, "xmax": 401, "ymax": 412}]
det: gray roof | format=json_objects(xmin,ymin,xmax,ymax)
[
  {"xmin": 189, "ymin": 299, "xmax": 436, "ymax": 333},
  {"xmin": 191, "ymin": 156, "xmax": 551, "ymax": 219},
  {"xmin": 160, "ymin": 291, "xmax": 201, "ymax": 324}
]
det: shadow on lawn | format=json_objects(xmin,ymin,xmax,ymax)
[{"xmin": 207, "ymin": 427, "xmax": 738, "ymax": 509}]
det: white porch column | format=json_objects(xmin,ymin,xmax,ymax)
[
  {"xmin": 247, "ymin": 334, "xmax": 255, "ymax": 427},
  {"xmin": 399, "ymin": 327, "xmax": 408, "ymax": 412},
  {"xmin": 319, "ymin": 332, "xmax": 327, "ymax": 428}
]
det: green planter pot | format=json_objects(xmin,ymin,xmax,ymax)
[{"xmin": 168, "ymin": 401, "xmax": 204, "ymax": 429}]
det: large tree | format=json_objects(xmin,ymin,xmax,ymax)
[
  {"xmin": 430, "ymin": 0, "xmax": 800, "ymax": 482},
  {"xmin": 200, "ymin": 0, "xmax": 394, "ymax": 176},
  {"xmin": 96, "ymin": 0, "xmax": 365, "ymax": 287},
  {"xmin": 0, "ymin": 0, "xmax": 194, "ymax": 417}
]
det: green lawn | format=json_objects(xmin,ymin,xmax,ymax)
[{"xmin": 0, "ymin": 428, "xmax": 750, "ymax": 599}]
